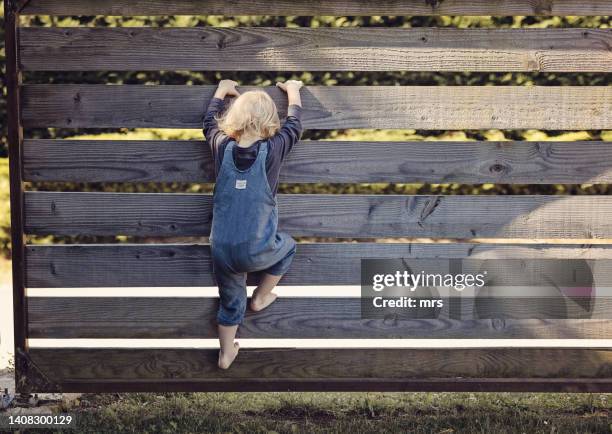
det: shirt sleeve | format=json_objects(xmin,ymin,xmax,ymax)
[
  {"xmin": 202, "ymin": 97, "xmax": 230, "ymax": 156},
  {"xmin": 267, "ymin": 104, "xmax": 303, "ymax": 162},
  {"xmin": 264, "ymin": 104, "xmax": 304, "ymax": 195}
]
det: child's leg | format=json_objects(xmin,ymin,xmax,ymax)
[
  {"xmin": 213, "ymin": 255, "xmax": 247, "ymax": 370},
  {"xmin": 217, "ymin": 324, "xmax": 240, "ymax": 370},
  {"xmin": 251, "ymin": 273, "xmax": 282, "ymax": 311},
  {"xmin": 251, "ymin": 242, "xmax": 296, "ymax": 312}
]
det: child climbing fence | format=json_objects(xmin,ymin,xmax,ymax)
[{"xmin": 5, "ymin": 0, "xmax": 612, "ymax": 392}]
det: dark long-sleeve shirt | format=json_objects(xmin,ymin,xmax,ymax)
[{"xmin": 203, "ymin": 97, "xmax": 303, "ymax": 196}]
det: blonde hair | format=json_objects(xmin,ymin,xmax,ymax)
[{"xmin": 217, "ymin": 90, "xmax": 281, "ymax": 141}]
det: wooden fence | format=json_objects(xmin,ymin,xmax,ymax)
[{"xmin": 5, "ymin": 0, "xmax": 612, "ymax": 393}]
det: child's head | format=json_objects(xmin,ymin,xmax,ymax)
[{"xmin": 217, "ymin": 90, "xmax": 280, "ymax": 141}]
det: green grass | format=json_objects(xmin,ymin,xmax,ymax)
[{"xmin": 56, "ymin": 392, "xmax": 612, "ymax": 434}]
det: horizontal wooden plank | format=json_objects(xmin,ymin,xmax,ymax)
[
  {"xmin": 25, "ymin": 243, "xmax": 612, "ymax": 288},
  {"xmin": 21, "ymin": 85, "xmax": 612, "ymax": 130},
  {"xmin": 23, "ymin": 139, "xmax": 215, "ymax": 183},
  {"xmin": 19, "ymin": 27, "xmax": 612, "ymax": 72},
  {"xmin": 27, "ymin": 348, "xmax": 612, "ymax": 394},
  {"xmin": 21, "ymin": 0, "xmax": 612, "ymax": 16},
  {"xmin": 22, "ymin": 139, "xmax": 612, "ymax": 184},
  {"xmin": 27, "ymin": 296, "xmax": 612, "ymax": 339},
  {"xmin": 29, "ymin": 378, "xmax": 612, "ymax": 393},
  {"xmin": 24, "ymin": 192, "xmax": 612, "ymax": 238}
]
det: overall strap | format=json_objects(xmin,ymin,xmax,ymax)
[
  {"xmin": 256, "ymin": 141, "xmax": 269, "ymax": 168},
  {"xmin": 220, "ymin": 140, "xmax": 236, "ymax": 170}
]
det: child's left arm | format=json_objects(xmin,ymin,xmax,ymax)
[{"xmin": 203, "ymin": 80, "xmax": 240, "ymax": 152}]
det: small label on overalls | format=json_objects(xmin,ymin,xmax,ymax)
[{"xmin": 235, "ymin": 179, "xmax": 247, "ymax": 189}]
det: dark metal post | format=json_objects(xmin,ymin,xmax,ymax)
[{"xmin": 4, "ymin": 0, "xmax": 29, "ymax": 393}]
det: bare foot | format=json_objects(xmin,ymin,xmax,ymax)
[
  {"xmin": 250, "ymin": 290, "xmax": 278, "ymax": 312},
  {"xmin": 218, "ymin": 342, "xmax": 240, "ymax": 370}
]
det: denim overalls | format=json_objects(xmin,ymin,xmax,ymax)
[{"xmin": 210, "ymin": 140, "xmax": 296, "ymax": 326}]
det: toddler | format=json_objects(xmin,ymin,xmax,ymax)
[{"xmin": 203, "ymin": 79, "xmax": 304, "ymax": 369}]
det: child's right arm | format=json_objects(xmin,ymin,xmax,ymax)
[{"xmin": 272, "ymin": 80, "xmax": 304, "ymax": 162}]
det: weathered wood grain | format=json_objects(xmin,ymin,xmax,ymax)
[
  {"xmin": 27, "ymin": 348, "xmax": 612, "ymax": 387},
  {"xmin": 19, "ymin": 27, "xmax": 612, "ymax": 72},
  {"xmin": 21, "ymin": 85, "xmax": 612, "ymax": 130},
  {"xmin": 23, "ymin": 139, "xmax": 215, "ymax": 183},
  {"xmin": 25, "ymin": 243, "xmax": 612, "ymax": 288},
  {"xmin": 5, "ymin": 0, "xmax": 29, "ymax": 396},
  {"xmin": 24, "ymin": 192, "xmax": 612, "ymax": 238},
  {"xmin": 31, "ymin": 378, "xmax": 612, "ymax": 393},
  {"xmin": 23, "ymin": 139, "xmax": 612, "ymax": 184},
  {"xmin": 27, "ymin": 296, "xmax": 612, "ymax": 339},
  {"xmin": 21, "ymin": 0, "xmax": 612, "ymax": 16}
]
